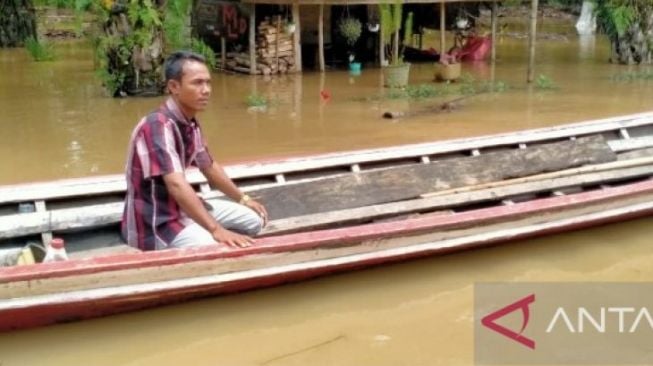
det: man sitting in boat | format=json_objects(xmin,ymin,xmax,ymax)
[{"xmin": 122, "ymin": 51, "xmax": 267, "ymax": 251}]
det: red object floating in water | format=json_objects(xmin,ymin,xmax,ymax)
[{"xmin": 320, "ymin": 89, "xmax": 331, "ymax": 103}]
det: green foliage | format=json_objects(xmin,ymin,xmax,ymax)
[
  {"xmin": 385, "ymin": 84, "xmax": 442, "ymax": 100},
  {"xmin": 535, "ymin": 74, "xmax": 557, "ymax": 89},
  {"xmin": 594, "ymin": 0, "xmax": 653, "ymax": 64},
  {"xmin": 402, "ymin": 12, "xmax": 413, "ymax": 47},
  {"xmin": 24, "ymin": 37, "xmax": 56, "ymax": 61},
  {"xmin": 338, "ymin": 17, "xmax": 362, "ymax": 47},
  {"xmin": 34, "ymin": 0, "xmax": 93, "ymax": 9},
  {"xmin": 34, "ymin": 0, "xmax": 73, "ymax": 8},
  {"xmin": 246, "ymin": 93, "xmax": 268, "ymax": 108},
  {"xmin": 379, "ymin": 6, "xmax": 414, "ymax": 66},
  {"xmin": 164, "ymin": 0, "xmax": 192, "ymax": 51},
  {"xmin": 379, "ymin": 1, "xmax": 406, "ymax": 65},
  {"xmin": 486, "ymin": 80, "xmax": 509, "ymax": 93},
  {"xmin": 594, "ymin": 0, "xmax": 637, "ymax": 38},
  {"xmin": 365, "ymin": 77, "xmax": 509, "ymax": 102},
  {"xmin": 405, "ymin": 83, "xmax": 442, "ymax": 99},
  {"xmin": 80, "ymin": 0, "xmax": 216, "ymax": 96},
  {"xmin": 458, "ymin": 73, "xmax": 477, "ymax": 95},
  {"xmin": 191, "ymin": 37, "xmax": 217, "ymax": 69},
  {"xmin": 127, "ymin": 1, "xmax": 161, "ymax": 32},
  {"xmin": 95, "ymin": 66, "xmax": 125, "ymax": 96},
  {"xmin": 379, "ymin": 3, "xmax": 395, "ymax": 46},
  {"xmin": 94, "ymin": 33, "xmax": 131, "ymax": 94}
]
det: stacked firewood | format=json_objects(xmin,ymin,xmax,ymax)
[{"xmin": 225, "ymin": 17, "xmax": 295, "ymax": 75}]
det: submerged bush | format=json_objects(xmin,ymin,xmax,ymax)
[
  {"xmin": 25, "ymin": 37, "xmax": 56, "ymax": 61},
  {"xmin": 246, "ymin": 93, "xmax": 268, "ymax": 108},
  {"xmin": 535, "ymin": 74, "xmax": 557, "ymax": 90}
]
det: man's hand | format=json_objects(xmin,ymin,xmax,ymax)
[
  {"xmin": 244, "ymin": 198, "xmax": 269, "ymax": 226},
  {"xmin": 212, "ymin": 226, "xmax": 254, "ymax": 248}
]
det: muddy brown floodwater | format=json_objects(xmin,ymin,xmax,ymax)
[{"xmin": 0, "ymin": 20, "xmax": 652, "ymax": 366}]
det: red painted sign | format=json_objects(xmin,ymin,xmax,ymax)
[{"xmin": 195, "ymin": 0, "xmax": 249, "ymax": 40}]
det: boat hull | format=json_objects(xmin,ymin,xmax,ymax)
[{"xmin": 2, "ymin": 179, "xmax": 653, "ymax": 331}]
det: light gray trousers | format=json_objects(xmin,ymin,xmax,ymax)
[{"xmin": 168, "ymin": 198, "xmax": 264, "ymax": 249}]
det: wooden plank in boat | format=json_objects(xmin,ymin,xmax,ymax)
[
  {"xmin": 261, "ymin": 164, "xmax": 653, "ymax": 234},
  {"xmin": 608, "ymin": 136, "xmax": 653, "ymax": 152},
  {"xmin": 1, "ymin": 159, "xmax": 651, "ymax": 241},
  {"xmin": 618, "ymin": 147, "xmax": 653, "ymax": 160},
  {"xmin": 0, "ymin": 136, "xmax": 620, "ymax": 241},
  {"xmin": 255, "ymin": 136, "xmax": 616, "ymax": 219}
]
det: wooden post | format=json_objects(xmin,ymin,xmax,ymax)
[
  {"xmin": 249, "ymin": 4, "xmax": 256, "ymax": 75},
  {"xmin": 379, "ymin": 21, "xmax": 385, "ymax": 66},
  {"xmin": 527, "ymin": 0, "xmax": 539, "ymax": 83},
  {"xmin": 275, "ymin": 16, "xmax": 281, "ymax": 71},
  {"xmin": 319, "ymin": 3, "xmax": 325, "ymax": 72},
  {"xmin": 491, "ymin": 0, "xmax": 497, "ymax": 62},
  {"xmin": 292, "ymin": 2, "xmax": 302, "ymax": 72},
  {"xmin": 221, "ymin": 37, "xmax": 226, "ymax": 69},
  {"xmin": 440, "ymin": 2, "xmax": 446, "ymax": 54}
]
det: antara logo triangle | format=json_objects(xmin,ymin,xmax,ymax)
[{"xmin": 481, "ymin": 293, "xmax": 536, "ymax": 349}]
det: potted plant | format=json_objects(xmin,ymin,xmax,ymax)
[
  {"xmin": 338, "ymin": 17, "xmax": 362, "ymax": 73},
  {"xmin": 436, "ymin": 51, "xmax": 462, "ymax": 81},
  {"xmin": 380, "ymin": 1, "xmax": 413, "ymax": 88},
  {"xmin": 285, "ymin": 20, "xmax": 296, "ymax": 35}
]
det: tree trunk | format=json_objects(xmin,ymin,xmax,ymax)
[
  {"xmin": 608, "ymin": 6, "xmax": 653, "ymax": 64},
  {"xmin": 0, "ymin": 0, "xmax": 38, "ymax": 47},
  {"xmin": 98, "ymin": 1, "xmax": 166, "ymax": 97}
]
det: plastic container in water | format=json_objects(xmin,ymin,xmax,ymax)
[
  {"xmin": 349, "ymin": 62, "xmax": 362, "ymax": 76},
  {"xmin": 43, "ymin": 238, "xmax": 68, "ymax": 263}
]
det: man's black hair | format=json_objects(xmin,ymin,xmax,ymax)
[{"xmin": 164, "ymin": 51, "xmax": 207, "ymax": 82}]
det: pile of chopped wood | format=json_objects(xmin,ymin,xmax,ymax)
[{"xmin": 225, "ymin": 17, "xmax": 295, "ymax": 75}]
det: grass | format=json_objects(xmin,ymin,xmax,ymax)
[
  {"xmin": 534, "ymin": 74, "xmax": 557, "ymax": 90},
  {"xmin": 386, "ymin": 84, "xmax": 444, "ymax": 100},
  {"xmin": 611, "ymin": 70, "xmax": 653, "ymax": 82},
  {"xmin": 246, "ymin": 93, "xmax": 268, "ymax": 108},
  {"xmin": 34, "ymin": 0, "xmax": 74, "ymax": 8},
  {"xmin": 354, "ymin": 74, "xmax": 510, "ymax": 103},
  {"xmin": 25, "ymin": 37, "xmax": 56, "ymax": 61}
]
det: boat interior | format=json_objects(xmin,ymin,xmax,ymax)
[{"xmin": 1, "ymin": 117, "xmax": 653, "ymax": 265}]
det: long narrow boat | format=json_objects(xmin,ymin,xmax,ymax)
[{"xmin": 1, "ymin": 112, "xmax": 653, "ymax": 331}]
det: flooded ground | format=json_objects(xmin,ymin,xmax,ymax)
[
  {"xmin": 1, "ymin": 26, "xmax": 652, "ymax": 184},
  {"xmin": 0, "ymin": 12, "xmax": 652, "ymax": 366}
]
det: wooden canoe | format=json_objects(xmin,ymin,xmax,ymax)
[{"xmin": 1, "ymin": 111, "xmax": 653, "ymax": 331}]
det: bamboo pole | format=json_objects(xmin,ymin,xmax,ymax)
[
  {"xmin": 292, "ymin": 2, "xmax": 302, "ymax": 72},
  {"xmin": 440, "ymin": 2, "xmax": 446, "ymax": 53},
  {"xmin": 249, "ymin": 4, "xmax": 256, "ymax": 75},
  {"xmin": 319, "ymin": 3, "xmax": 325, "ymax": 72},
  {"xmin": 491, "ymin": 0, "xmax": 498, "ymax": 62},
  {"xmin": 527, "ymin": 0, "xmax": 539, "ymax": 83}
]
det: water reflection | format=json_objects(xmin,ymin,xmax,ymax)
[{"xmin": 578, "ymin": 35, "xmax": 596, "ymax": 60}]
